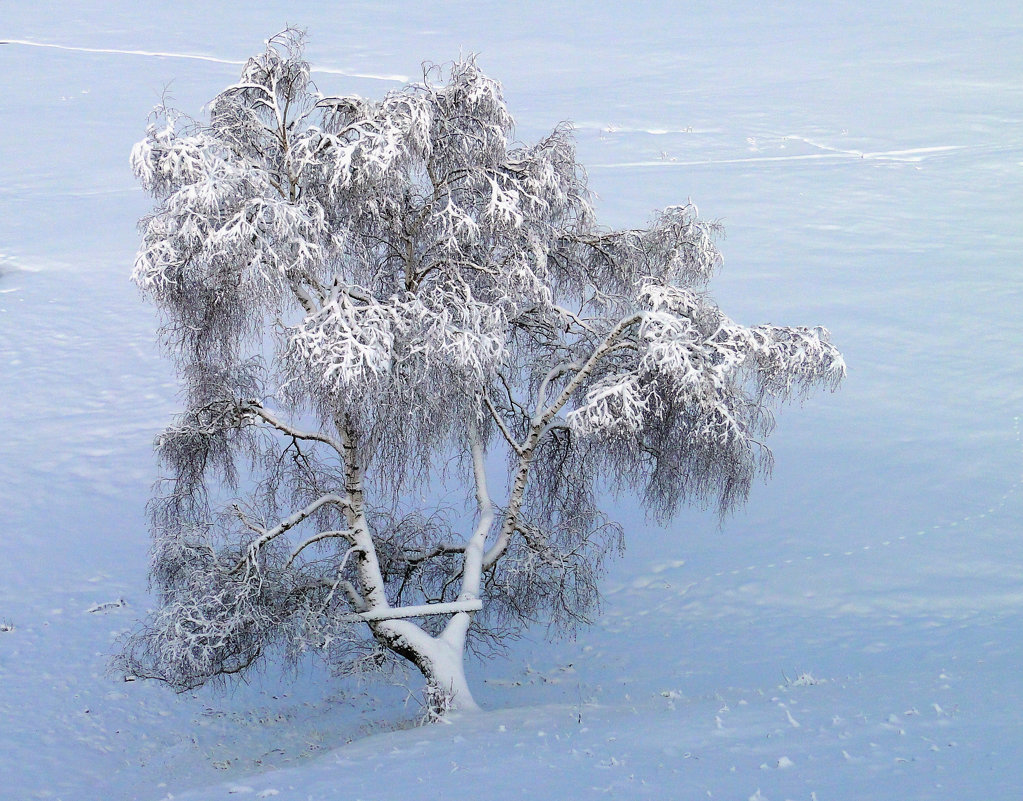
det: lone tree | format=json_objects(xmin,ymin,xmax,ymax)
[{"xmin": 120, "ymin": 30, "xmax": 844, "ymax": 714}]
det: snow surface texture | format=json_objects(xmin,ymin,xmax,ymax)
[{"xmin": 1, "ymin": 2, "xmax": 1022, "ymax": 799}]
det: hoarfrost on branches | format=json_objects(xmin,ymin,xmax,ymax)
[{"xmin": 118, "ymin": 29, "xmax": 844, "ymax": 714}]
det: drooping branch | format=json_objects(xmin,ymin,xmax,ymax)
[
  {"xmin": 284, "ymin": 530, "xmax": 352, "ymax": 568},
  {"xmin": 538, "ymin": 314, "xmax": 644, "ymax": 430},
  {"xmin": 534, "ymin": 361, "xmax": 584, "ymax": 415},
  {"xmin": 233, "ymin": 493, "xmax": 350, "ymax": 573},
  {"xmin": 483, "ymin": 395, "xmax": 524, "ymax": 455},
  {"xmin": 241, "ymin": 401, "xmax": 345, "ymax": 455},
  {"xmin": 482, "ymin": 313, "xmax": 644, "ymax": 571}
]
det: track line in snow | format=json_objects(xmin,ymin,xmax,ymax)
[
  {"xmin": 590, "ymin": 145, "xmax": 965, "ymax": 169},
  {"xmin": 0, "ymin": 38, "xmax": 408, "ymax": 82},
  {"xmin": 773, "ymin": 134, "xmax": 968, "ymax": 162},
  {"xmin": 574, "ymin": 121, "xmax": 722, "ymax": 136}
]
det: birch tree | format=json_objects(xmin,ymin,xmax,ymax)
[{"xmin": 118, "ymin": 30, "xmax": 845, "ymax": 715}]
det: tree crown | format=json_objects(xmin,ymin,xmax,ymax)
[{"xmin": 121, "ymin": 30, "xmax": 844, "ymax": 699}]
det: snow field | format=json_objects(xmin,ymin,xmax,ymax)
[{"xmin": 2, "ymin": 2, "xmax": 1022, "ymax": 798}]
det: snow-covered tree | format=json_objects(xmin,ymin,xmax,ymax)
[{"xmin": 118, "ymin": 30, "xmax": 844, "ymax": 715}]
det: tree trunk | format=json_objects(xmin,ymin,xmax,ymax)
[
  {"xmin": 373, "ymin": 616, "xmax": 480, "ymax": 717},
  {"xmin": 419, "ymin": 629, "xmax": 479, "ymax": 716}
]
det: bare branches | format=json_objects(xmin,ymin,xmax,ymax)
[
  {"xmin": 241, "ymin": 400, "xmax": 345, "ymax": 454},
  {"xmin": 232, "ymin": 493, "xmax": 350, "ymax": 573},
  {"xmin": 284, "ymin": 530, "xmax": 351, "ymax": 568},
  {"xmin": 405, "ymin": 543, "xmax": 467, "ymax": 565},
  {"xmin": 483, "ymin": 395, "xmax": 524, "ymax": 455}
]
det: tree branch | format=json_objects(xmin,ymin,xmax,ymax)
[
  {"xmin": 537, "ymin": 314, "xmax": 644, "ymax": 428},
  {"xmin": 482, "ymin": 313, "xmax": 644, "ymax": 570},
  {"xmin": 337, "ymin": 598, "xmax": 482, "ymax": 624},
  {"xmin": 534, "ymin": 361, "xmax": 583, "ymax": 416},
  {"xmin": 243, "ymin": 402, "xmax": 345, "ymax": 455},
  {"xmin": 405, "ymin": 544, "xmax": 467, "ymax": 565},
  {"xmin": 553, "ymin": 304, "xmax": 598, "ymax": 335},
  {"xmin": 284, "ymin": 529, "xmax": 352, "ymax": 569},
  {"xmin": 483, "ymin": 395, "xmax": 524, "ymax": 455},
  {"xmin": 232, "ymin": 493, "xmax": 350, "ymax": 573}
]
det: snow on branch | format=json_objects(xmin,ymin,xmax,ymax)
[
  {"xmin": 336, "ymin": 599, "xmax": 483, "ymax": 624},
  {"xmin": 285, "ymin": 284, "xmax": 507, "ymax": 410},
  {"xmin": 232, "ymin": 493, "xmax": 351, "ymax": 574},
  {"xmin": 565, "ymin": 372, "xmax": 649, "ymax": 436}
]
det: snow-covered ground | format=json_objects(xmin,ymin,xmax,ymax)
[{"xmin": 2, "ymin": 2, "xmax": 1022, "ymax": 799}]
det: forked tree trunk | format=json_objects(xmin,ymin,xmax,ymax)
[
  {"xmin": 419, "ymin": 626, "xmax": 478, "ymax": 716},
  {"xmin": 373, "ymin": 612, "xmax": 480, "ymax": 716}
]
